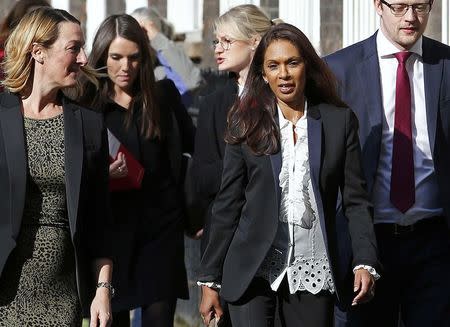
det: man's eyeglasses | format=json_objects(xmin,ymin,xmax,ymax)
[
  {"xmin": 380, "ymin": 0, "xmax": 432, "ymax": 17},
  {"xmin": 212, "ymin": 39, "xmax": 236, "ymax": 51}
]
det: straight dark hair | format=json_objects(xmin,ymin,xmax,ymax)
[
  {"xmin": 226, "ymin": 23, "xmax": 347, "ymax": 155},
  {"xmin": 79, "ymin": 14, "xmax": 159, "ymax": 139}
]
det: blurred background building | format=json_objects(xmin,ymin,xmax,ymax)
[{"xmin": 1, "ymin": 0, "xmax": 448, "ymax": 69}]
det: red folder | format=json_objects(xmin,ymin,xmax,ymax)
[{"xmin": 108, "ymin": 129, "xmax": 145, "ymax": 191}]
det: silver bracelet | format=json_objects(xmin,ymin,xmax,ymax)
[{"xmin": 97, "ymin": 282, "xmax": 115, "ymax": 298}]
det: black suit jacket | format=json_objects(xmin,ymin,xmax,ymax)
[
  {"xmin": 192, "ymin": 78, "xmax": 237, "ymax": 199},
  {"xmin": 0, "ymin": 92, "xmax": 111, "ymax": 314},
  {"xmin": 199, "ymin": 103, "xmax": 378, "ymax": 306},
  {"xmin": 191, "ymin": 79, "xmax": 238, "ymax": 252},
  {"xmin": 325, "ymin": 33, "xmax": 450, "ymax": 227}
]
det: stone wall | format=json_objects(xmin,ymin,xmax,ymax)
[{"xmin": 320, "ymin": 0, "xmax": 343, "ymax": 55}]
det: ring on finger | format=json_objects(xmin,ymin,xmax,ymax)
[{"xmin": 118, "ymin": 166, "xmax": 123, "ymax": 172}]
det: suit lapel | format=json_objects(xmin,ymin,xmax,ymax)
[
  {"xmin": 307, "ymin": 105, "xmax": 329, "ymax": 249},
  {"xmin": 422, "ymin": 37, "xmax": 441, "ymax": 155},
  {"xmin": 355, "ymin": 35, "xmax": 383, "ymax": 192},
  {"xmin": 63, "ymin": 97, "xmax": 83, "ymax": 237},
  {"xmin": 356, "ymin": 55, "xmax": 382, "ymax": 128},
  {"xmin": 269, "ymin": 109, "xmax": 282, "ymax": 208},
  {"xmin": 0, "ymin": 93, "xmax": 27, "ymax": 240}
]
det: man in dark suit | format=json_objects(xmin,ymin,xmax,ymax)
[{"xmin": 325, "ymin": 1, "xmax": 450, "ymax": 326}]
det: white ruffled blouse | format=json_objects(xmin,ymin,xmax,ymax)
[{"xmin": 256, "ymin": 104, "xmax": 335, "ymax": 295}]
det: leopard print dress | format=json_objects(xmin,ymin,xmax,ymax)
[{"xmin": 0, "ymin": 113, "xmax": 82, "ymax": 326}]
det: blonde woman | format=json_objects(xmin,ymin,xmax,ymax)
[
  {"xmin": 0, "ymin": 7, "xmax": 112, "ymax": 327},
  {"xmin": 192, "ymin": 3, "xmax": 274, "ymax": 250}
]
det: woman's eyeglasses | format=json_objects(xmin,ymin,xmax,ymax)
[
  {"xmin": 380, "ymin": 0, "xmax": 432, "ymax": 17},
  {"xmin": 212, "ymin": 39, "xmax": 236, "ymax": 51}
]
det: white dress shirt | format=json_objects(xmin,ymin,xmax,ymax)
[{"xmin": 372, "ymin": 30, "xmax": 443, "ymax": 225}]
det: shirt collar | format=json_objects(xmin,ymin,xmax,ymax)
[
  {"xmin": 277, "ymin": 101, "xmax": 308, "ymax": 131},
  {"xmin": 238, "ymin": 84, "xmax": 244, "ymax": 96},
  {"xmin": 376, "ymin": 29, "xmax": 422, "ymax": 58}
]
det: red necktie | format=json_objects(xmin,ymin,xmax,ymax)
[{"xmin": 390, "ymin": 52, "xmax": 415, "ymax": 213}]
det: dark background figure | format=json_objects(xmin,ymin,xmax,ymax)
[
  {"xmin": 325, "ymin": 1, "xmax": 450, "ymax": 326},
  {"xmin": 199, "ymin": 23, "xmax": 379, "ymax": 327},
  {"xmin": 0, "ymin": 0, "xmax": 51, "ymax": 91},
  {"xmin": 79, "ymin": 14, "xmax": 195, "ymax": 327},
  {"xmin": 0, "ymin": 7, "xmax": 113, "ymax": 327}
]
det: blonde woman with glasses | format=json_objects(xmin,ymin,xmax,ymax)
[
  {"xmin": 192, "ymin": 3, "xmax": 275, "ymax": 249},
  {"xmin": 191, "ymin": 4, "xmax": 278, "ymax": 326}
]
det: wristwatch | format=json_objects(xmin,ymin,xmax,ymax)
[{"xmin": 96, "ymin": 282, "xmax": 115, "ymax": 298}]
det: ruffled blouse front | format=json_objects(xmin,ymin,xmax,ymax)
[{"xmin": 257, "ymin": 105, "xmax": 334, "ymax": 295}]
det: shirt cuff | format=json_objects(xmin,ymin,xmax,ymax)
[
  {"xmin": 353, "ymin": 265, "xmax": 381, "ymax": 280},
  {"xmin": 197, "ymin": 281, "xmax": 222, "ymax": 290}
]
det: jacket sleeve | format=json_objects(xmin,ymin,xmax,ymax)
[
  {"xmin": 151, "ymin": 32, "xmax": 202, "ymax": 92},
  {"xmin": 198, "ymin": 143, "xmax": 247, "ymax": 282},
  {"xmin": 84, "ymin": 112, "xmax": 113, "ymax": 260},
  {"xmin": 341, "ymin": 108, "xmax": 379, "ymax": 269}
]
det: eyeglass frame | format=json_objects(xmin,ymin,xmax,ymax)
[
  {"xmin": 379, "ymin": 0, "xmax": 432, "ymax": 17},
  {"xmin": 212, "ymin": 38, "xmax": 236, "ymax": 51}
]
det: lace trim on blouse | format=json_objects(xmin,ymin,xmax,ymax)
[{"xmin": 257, "ymin": 250, "xmax": 335, "ymax": 294}]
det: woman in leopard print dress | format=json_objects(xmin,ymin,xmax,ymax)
[{"xmin": 0, "ymin": 7, "xmax": 113, "ymax": 326}]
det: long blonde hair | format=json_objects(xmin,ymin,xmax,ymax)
[{"xmin": 2, "ymin": 7, "xmax": 96, "ymax": 93}]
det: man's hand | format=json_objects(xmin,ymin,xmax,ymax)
[
  {"xmin": 352, "ymin": 268, "xmax": 375, "ymax": 306},
  {"xmin": 199, "ymin": 285, "xmax": 223, "ymax": 326},
  {"xmin": 137, "ymin": 19, "xmax": 159, "ymax": 40}
]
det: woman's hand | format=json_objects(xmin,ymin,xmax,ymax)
[
  {"xmin": 109, "ymin": 152, "xmax": 128, "ymax": 179},
  {"xmin": 186, "ymin": 228, "xmax": 204, "ymax": 240},
  {"xmin": 352, "ymin": 268, "xmax": 376, "ymax": 306},
  {"xmin": 90, "ymin": 287, "xmax": 112, "ymax": 327},
  {"xmin": 199, "ymin": 285, "xmax": 223, "ymax": 326}
]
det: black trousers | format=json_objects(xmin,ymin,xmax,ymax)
[
  {"xmin": 347, "ymin": 217, "xmax": 450, "ymax": 327},
  {"xmin": 228, "ymin": 277, "xmax": 334, "ymax": 327}
]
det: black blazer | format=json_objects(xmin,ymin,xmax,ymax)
[
  {"xmin": 191, "ymin": 78, "xmax": 238, "ymax": 252},
  {"xmin": 325, "ymin": 34, "xmax": 450, "ymax": 226},
  {"xmin": 0, "ymin": 92, "xmax": 111, "ymax": 314},
  {"xmin": 192, "ymin": 78, "xmax": 238, "ymax": 199},
  {"xmin": 199, "ymin": 103, "xmax": 378, "ymax": 307}
]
